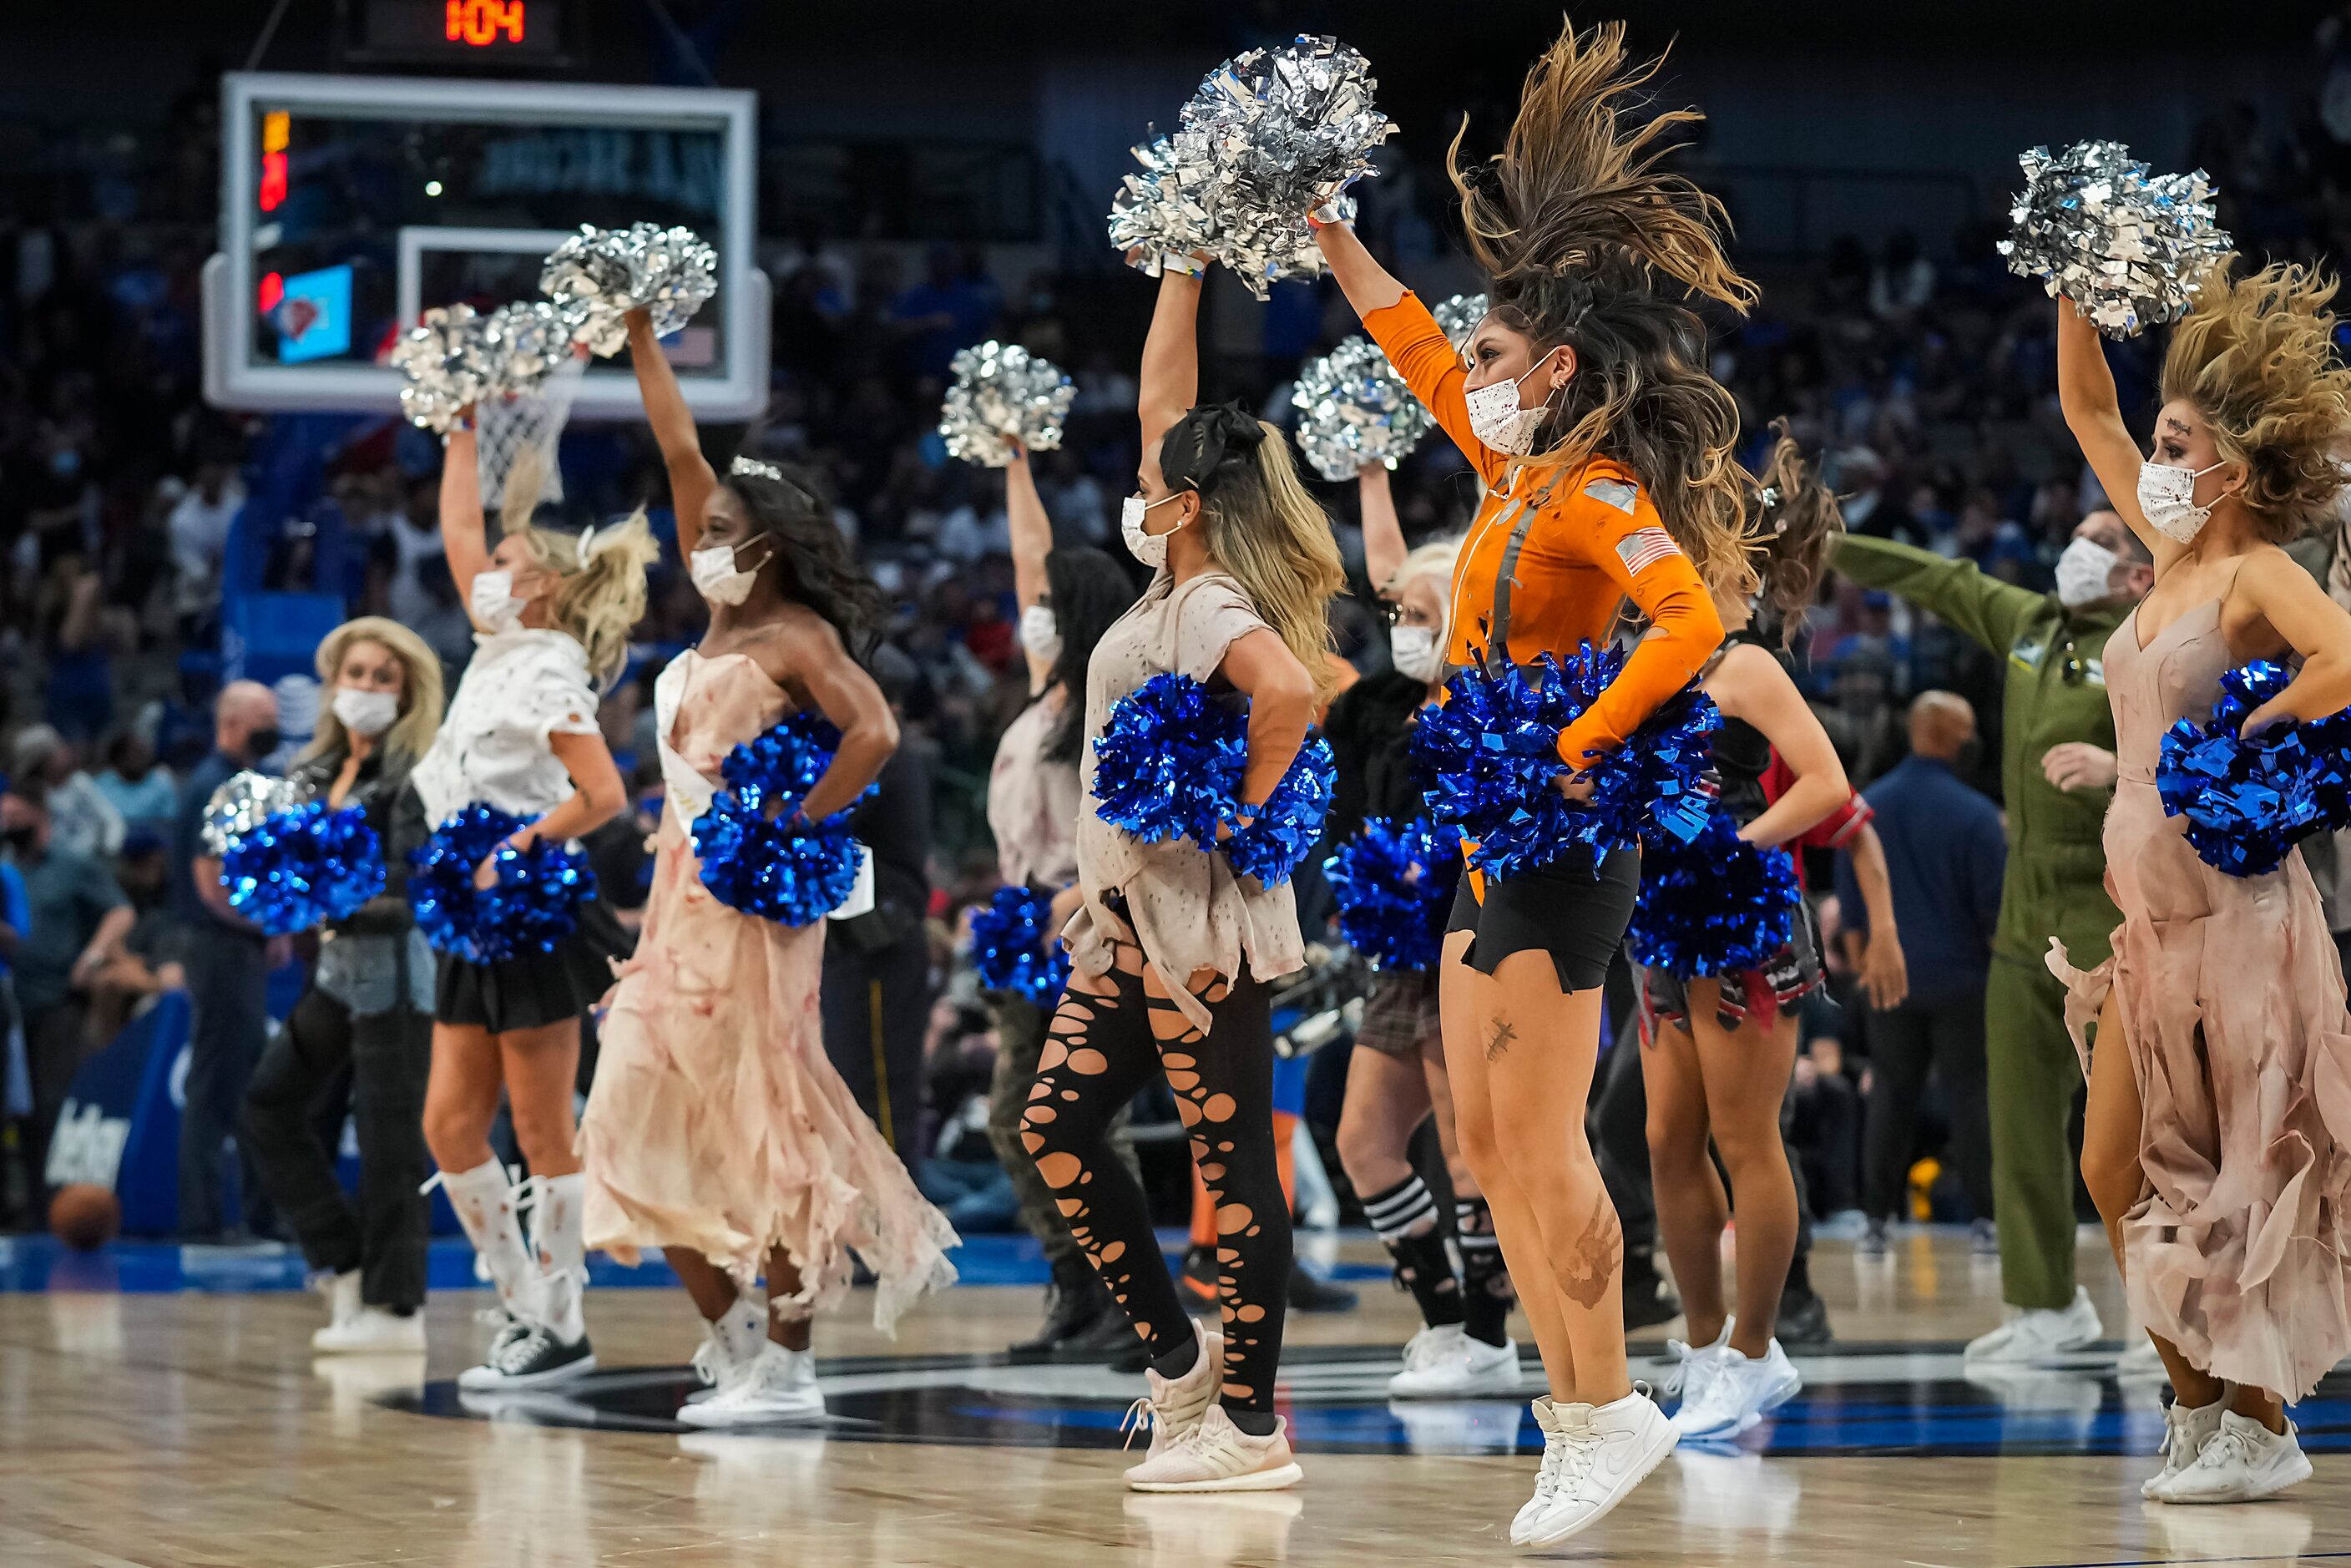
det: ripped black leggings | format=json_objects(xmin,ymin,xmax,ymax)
[{"xmin": 1021, "ymin": 941, "xmax": 1288, "ymax": 1414}]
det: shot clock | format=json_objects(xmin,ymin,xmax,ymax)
[{"xmin": 337, "ymin": 0, "xmax": 580, "ymax": 68}]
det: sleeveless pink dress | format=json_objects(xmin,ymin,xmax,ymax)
[
  {"xmin": 579, "ymin": 650, "xmax": 957, "ymax": 1333},
  {"xmin": 2049, "ymin": 599, "xmax": 2351, "ymax": 1398}
]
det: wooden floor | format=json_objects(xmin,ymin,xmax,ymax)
[{"xmin": 3, "ymin": 1228, "xmax": 2341, "ymax": 1567}]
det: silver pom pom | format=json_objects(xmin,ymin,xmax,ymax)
[
  {"xmin": 481, "ymin": 300, "xmax": 571, "ymax": 395},
  {"xmin": 1431, "ymin": 292, "xmax": 1490, "ymax": 350},
  {"xmin": 539, "ymin": 222, "xmax": 720, "ymax": 357},
  {"xmin": 1177, "ymin": 34, "xmax": 1395, "ymax": 300},
  {"xmin": 939, "ymin": 341, "xmax": 1076, "ymax": 468},
  {"xmin": 200, "ymin": 771, "xmax": 306, "ymax": 859},
  {"xmin": 1106, "ymin": 131, "xmax": 1223, "ymax": 276},
  {"xmin": 1292, "ymin": 336, "xmax": 1433, "ymax": 482},
  {"xmin": 390, "ymin": 305, "xmax": 495, "ymax": 433},
  {"xmin": 1997, "ymin": 140, "xmax": 2232, "ymax": 337}
]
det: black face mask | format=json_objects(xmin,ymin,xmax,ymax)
[
  {"xmin": 3, "ymin": 827, "xmax": 36, "ymax": 856},
  {"xmin": 244, "ymin": 727, "xmax": 282, "ymax": 760},
  {"xmin": 1954, "ymin": 737, "xmax": 1984, "ymax": 775}
]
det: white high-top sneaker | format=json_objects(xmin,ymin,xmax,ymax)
[
  {"xmin": 1521, "ymin": 1387, "xmax": 1679, "ymax": 1546},
  {"xmin": 1661, "ymin": 1318, "xmax": 1734, "ymax": 1428},
  {"xmin": 1510, "ymin": 1398, "xmax": 1571, "ymax": 1545},
  {"xmin": 1124, "ymin": 1406, "xmax": 1302, "ymax": 1493},
  {"xmin": 2151, "ymin": 1411, "xmax": 2312, "ymax": 1504},
  {"xmin": 2141, "ymin": 1397, "xmax": 2226, "ymax": 1500},
  {"xmin": 1963, "ymin": 1287, "xmax": 2102, "ymax": 1364},
  {"xmin": 1388, "ymin": 1323, "xmax": 1521, "ymax": 1399},
  {"xmin": 687, "ymin": 1298, "xmax": 771, "ymax": 1406},
  {"xmin": 677, "ymin": 1342, "xmax": 824, "ymax": 1428},
  {"xmin": 1119, "ymin": 1322, "xmax": 1225, "ymax": 1478}
]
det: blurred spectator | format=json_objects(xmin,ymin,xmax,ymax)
[
  {"xmin": 891, "ymin": 243, "xmax": 999, "ymax": 381},
  {"xmin": 1840, "ymin": 694, "xmax": 2005, "ymax": 1252},
  {"xmin": 167, "ymin": 457, "xmax": 245, "ymax": 625},
  {"xmin": 12, "ymin": 725, "xmax": 124, "ymax": 859},
  {"xmin": 168, "ymin": 679, "xmax": 281, "ymax": 1242},
  {"xmin": 1, "ymin": 788, "xmax": 133, "ymax": 1216},
  {"xmin": 93, "ymin": 731, "xmax": 177, "ymax": 842},
  {"xmin": 1868, "ymin": 230, "xmax": 1937, "ymax": 323}
]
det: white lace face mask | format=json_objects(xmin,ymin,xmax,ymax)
[
  {"xmin": 1463, "ymin": 349, "xmax": 1561, "ymax": 456},
  {"xmin": 1120, "ymin": 492, "xmax": 1186, "ymax": 569},
  {"xmin": 470, "ymin": 569, "xmax": 526, "ymax": 633},
  {"xmin": 2136, "ymin": 458, "xmax": 2227, "ymax": 544}
]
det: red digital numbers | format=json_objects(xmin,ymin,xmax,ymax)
[{"xmin": 444, "ymin": 0, "xmax": 525, "ymax": 47}]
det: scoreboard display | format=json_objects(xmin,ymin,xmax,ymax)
[{"xmin": 338, "ymin": 1, "xmax": 580, "ymax": 68}]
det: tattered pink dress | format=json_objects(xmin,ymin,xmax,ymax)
[
  {"xmin": 579, "ymin": 649, "xmax": 957, "ymax": 1333},
  {"xmin": 2050, "ymin": 600, "xmax": 2351, "ymax": 1398}
]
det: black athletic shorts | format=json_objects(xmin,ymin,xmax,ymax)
[{"xmin": 1446, "ymin": 843, "xmax": 1639, "ymax": 995}]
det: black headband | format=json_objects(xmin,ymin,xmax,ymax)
[{"xmin": 1159, "ymin": 402, "xmax": 1265, "ymax": 492}]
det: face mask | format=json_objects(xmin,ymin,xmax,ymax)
[
  {"xmin": 1120, "ymin": 493, "xmax": 1186, "ymax": 569},
  {"xmin": 1019, "ymin": 604, "xmax": 1063, "ymax": 665},
  {"xmin": 333, "ymin": 686, "xmax": 400, "ymax": 737},
  {"xmin": 470, "ymin": 569, "xmax": 526, "ymax": 633},
  {"xmin": 2136, "ymin": 459, "xmax": 2227, "ymax": 544},
  {"xmin": 690, "ymin": 539, "xmax": 770, "ymax": 606},
  {"xmin": 1464, "ymin": 351, "xmax": 1560, "ymax": 457},
  {"xmin": 2053, "ymin": 537, "xmax": 2122, "ymax": 609},
  {"xmin": 3, "ymin": 827, "xmax": 35, "ymax": 855},
  {"xmin": 245, "ymin": 726, "xmax": 282, "ymax": 761},
  {"xmin": 1389, "ymin": 625, "xmax": 1445, "ymax": 682}
]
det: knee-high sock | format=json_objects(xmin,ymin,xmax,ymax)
[
  {"xmin": 440, "ymin": 1160, "xmax": 533, "ymax": 1319},
  {"xmin": 1363, "ymin": 1174, "xmax": 1464, "ymax": 1331},
  {"xmin": 528, "ymin": 1171, "xmax": 589, "ymax": 1343},
  {"xmin": 1456, "ymin": 1196, "xmax": 1515, "ymax": 1348}
]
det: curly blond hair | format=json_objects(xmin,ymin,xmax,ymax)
[
  {"xmin": 2162, "ymin": 260, "xmax": 2351, "ymax": 544},
  {"xmin": 1449, "ymin": 16, "xmax": 1759, "ymax": 598}
]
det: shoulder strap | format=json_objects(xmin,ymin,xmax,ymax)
[{"xmin": 1483, "ymin": 470, "xmax": 1568, "ymax": 672}]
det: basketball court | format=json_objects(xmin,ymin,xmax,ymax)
[{"xmin": 7, "ymin": 1228, "xmax": 2343, "ymax": 1566}]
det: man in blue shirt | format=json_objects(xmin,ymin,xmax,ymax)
[
  {"xmin": 168, "ymin": 680, "xmax": 281, "ymax": 1241},
  {"xmin": 1835, "ymin": 692, "xmax": 2006, "ymax": 1254}
]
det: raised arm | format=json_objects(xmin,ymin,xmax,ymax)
[
  {"xmin": 627, "ymin": 311, "xmax": 720, "ymax": 558},
  {"xmin": 2056, "ymin": 303, "xmax": 2178, "ymax": 570},
  {"xmin": 780, "ymin": 615, "xmax": 900, "ymax": 823},
  {"xmin": 1219, "ymin": 629, "xmax": 1317, "ymax": 819},
  {"xmin": 1139, "ymin": 270, "xmax": 1203, "ymax": 479},
  {"xmin": 1312, "ymin": 217, "xmax": 1408, "ymax": 320},
  {"xmin": 1832, "ymin": 534, "xmax": 2039, "ymax": 657},
  {"xmin": 439, "ymin": 423, "xmax": 493, "ymax": 609},
  {"xmin": 1005, "ymin": 446, "xmax": 1054, "ymax": 691},
  {"xmin": 2234, "ymin": 549, "xmax": 2351, "ymax": 732},
  {"xmin": 1358, "ymin": 462, "xmax": 1406, "ymax": 591}
]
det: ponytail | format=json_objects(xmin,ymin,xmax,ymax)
[{"xmin": 1750, "ymin": 421, "xmax": 1842, "ymax": 645}]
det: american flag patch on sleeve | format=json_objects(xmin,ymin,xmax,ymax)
[{"xmin": 1615, "ymin": 526, "xmax": 1681, "ymax": 576}]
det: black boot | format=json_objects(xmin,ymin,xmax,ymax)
[
  {"xmin": 1777, "ymin": 1282, "xmax": 1833, "ymax": 1347},
  {"xmin": 1009, "ymin": 1257, "xmax": 1102, "ymax": 1361},
  {"xmin": 1621, "ymin": 1247, "xmax": 1681, "ymax": 1332},
  {"xmin": 1287, "ymin": 1262, "xmax": 1358, "ymax": 1313}
]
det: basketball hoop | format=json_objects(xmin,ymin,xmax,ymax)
[{"xmin": 477, "ymin": 352, "xmax": 586, "ymax": 512}]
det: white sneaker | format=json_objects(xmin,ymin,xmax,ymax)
[
  {"xmin": 677, "ymin": 1343, "xmax": 824, "ymax": 1428},
  {"xmin": 2141, "ymin": 1397, "xmax": 2225, "ymax": 1499},
  {"xmin": 686, "ymin": 1303, "xmax": 768, "ymax": 1406},
  {"xmin": 1661, "ymin": 1318, "xmax": 1734, "ymax": 1421},
  {"xmin": 457, "ymin": 1318, "xmax": 596, "ymax": 1390},
  {"xmin": 1387, "ymin": 1323, "xmax": 1521, "ymax": 1399},
  {"xmin": 2116, "ymin": 1339, "xmax": 2168, "ymax": 1380},
  {"xmin": 1120, "ymin": 1322, "xmax": 1225, "ymax": 1473},
  {"xmin": 1670, "ymin": 1340, "xmax": 1801, "ymax": 1441},
  {"xmin": 1124, "ymin": 1405, "xmax": 1302, "ymax": 1493},
  {"xmin": 314, "ymin": 1303, "xmax": 425, "ymax": 1354},
  {"xmin": 2151, "ymin": 1410, "xmax": 2311, "ymax": 1504},
  {"xmin": 1521, "ymin": 1387, "xmax": 1679, "ymax": 1546},
  {"xmin": 314, "ymin": 1269, "xmax": 361, "ymax": 1336},
  {"xmin": 1510, "ymin": 1398, "xmax": 1570, "ymax": 1545},
  {"xmin": 1963, "ymin": 1287, "xmax": 2102, "ymax": 1364}
]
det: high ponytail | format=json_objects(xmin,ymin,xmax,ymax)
[
  {"xmin": 1449, "ymin": 16, "xmax": 1759, "ymax": 599},
  {"xmin": 509, "ymin": 508, "xmax": 660, "ymax": 690},
  {"xmin": 1749, "ymin": 421, "xmax": 1843, "ymax": 645}
]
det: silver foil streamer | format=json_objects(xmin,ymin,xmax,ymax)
[
  {"xmin": 199, "ymin": 771, "xmax": 306, "ymax": 859},
  {"xmin": 1998, "ymin": 141, "xmax": 2232, "ymax": 337},
  {"xmin": 1292, "ymin": 335, "xmax": 1433, "ymax": 481},
  {"xmin": 389, "ymin": 304, "xmax": 494, "ymax": 433},
  {"xmin": 539, "ymin": 222, "xmax": 720, "ymax": 357},
  {"xmin": 481, "ymin": 300, "xmax": 571, "ymax": 396},
  {"xmin": 939, "ymin": 341, "xmax": 1077, "ymax": 468},
  {"xmin": 1106, "ymin": 131, "xmax": 1223, "ymax": 275},
  {"xmin": 1432, "ymin": 292, "xmax": 1490, "ymax": 350}
]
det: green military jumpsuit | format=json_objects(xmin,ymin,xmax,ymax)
[{"xmin": 1832, "ymin": 534, "xmax": 2129, "ymax": 1312}]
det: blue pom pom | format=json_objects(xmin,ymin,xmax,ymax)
[
  {"xmin": 692, "ymin": 713, "xmax": 877, "ymax": 926},
  {"xmin": 222, "ymin": 801, "xmax": 386, "ymax": 937},
  {"xmin": 1323, "ymin": 816, "xmax": 1459, "ymax": 971},
  {"xmin": 2156, "ymin": 660, "xmax": 2351, "ymax": 878},
  {"xmin": 1413, "ymin": 645, "xmax": 1720, "ymax": 879},
  {"xmin": 1626, "ymin": 811, "xmax": 1799, "ymax": 979},
  {"xmin": 1226, "ymin": 737, "xmax": 1337, "ymax": 886},
  {"xmin": 965, "ymin": 886, "xmax": 1072, "ymax": 1004},
  {"xmin": 1092, "ymin": 674, "xmax": 1247, "ymax": 846},
  {"xmin": 409, "ymin": 804, "xmax": 596, "ymax": 963}
]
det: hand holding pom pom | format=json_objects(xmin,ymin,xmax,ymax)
[
  {"xmin": 1998, "ymin": 140, "xmax": 2231, "ymax": 337},
  {"xmin": 539, "ymin": 223, "xmax": 719, "ymax": 357},
  {"xmin": 222, "ymin": 802, "xmax": 387, "ymax": 937},
  {"xmin": 2156, "ymin": 660, "xmax": 2351, "ymax": 878},
  {"xmin": 938, "ymin": 342, "xmax": 1076, "ymax": 468},
  {"xmin": 410, "ymin": 805, "xmax": 596, "ymax": 963},
  {"xmin": 1291, "ymin": 336, "xmax": 1434, "ymax": 482},
  {"xmin": 1627, "ymin": 812, "xmax": 1799, "ymax": 979},
  {"xmin": 1224, "ymin": 737, "xmax": 1337, "ymax": 887},
  {"xmin": 690, "ymin": 712, "xmax": 877, "ymax": 926},
  {"xmin": 965, "ymin": 886, "xmax": 1072, "ymax": 1005},
  {"xmin": 1092, "ymin": 675, "xmax": 1249, "ymax": 848}
]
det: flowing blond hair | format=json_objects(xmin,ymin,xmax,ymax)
[
  {"xmin": 1381, "ymin": 538, "xmax": 1463, "ymax": 602},
  {"xmin": 499, "ymin": 448, "xmax": 660, "ymax": 689},
  {"xmin": 1174, "ymin": 417, "xmax": 1347, "ymax": 702},
  {"xmin": 2162, "ymin": 259, "xmax": 2351, "ymax": 544},
  {"xmin": 1449, "ymin": 16, "xmax": 1758, "ymax": 597},
  {"xmin": 300, "ymin": 616, "xmax": 444, "ymax": 767}
]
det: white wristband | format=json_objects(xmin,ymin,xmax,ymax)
[{"xmin": 1158, "ymin": 251, "xmax": 1206, "ymax": 279}]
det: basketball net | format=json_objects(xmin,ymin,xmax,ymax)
[{"xmin": 477, "ymin": 352, "xmax": 586, "ymax": 513}]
